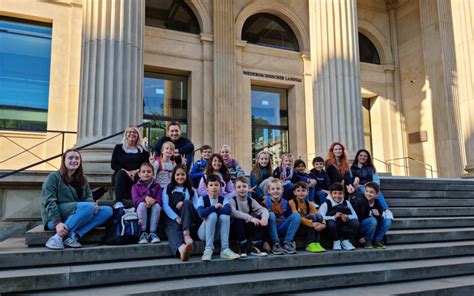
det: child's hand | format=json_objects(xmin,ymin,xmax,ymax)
[
  {"xmin": 346, "ymin": 184, "xmax": 355, "ymax": 194},
  {"xmin": 175, "ymin": 217, "xmax": 182, "ymax": 224},
  {"xmin": 260, "ymin": 218, "xmax": 268, "ymax": 227},
  {"xmin": 372, "ymin": 209, "xmax": 380, "ymax": 217},
  {"xmin": 313, "ymin": 222, "xmax": 326, "ymax": 231},
  {"xmin": 249, "ymin": 186, "xmax": 256, "ymax": 193},
  {"xmin": 309, "ymin": 179, "xmax": 317, "ymax": 187},
  {"xmin": 214, "ymin": 203, "xmax": 223, "ymax": 209},
  {"xmin": 55, "ymin": 222, "xmax": 68, "ymax": 237},
  {"xmin": 176, "ymin": 201, "xmax": 183, "ymax": 210},
  {"xmin": 341, "ymin": 214, "xmax": 349, "ymax": 222},
  {"xmin": 353, "ymin": 177, "xmax": 360, "ymax": 189},
  {"xmin": 145, "ymin": 196, "xmax": 155, "ymax": 208},
  {"xmin": 250, "ymin": 217, "xmax": 261, "ymax": 226},
  {"xmin": 334, "ymin": 212, "xmax": 342, "ymax": 219},
  {"xmin": 181, "ymin": 154, "xmax": 187, "ymax": 166},
  {"xmin": 94, "ymin": 202, "xmax": 99, "ymax": 214}
]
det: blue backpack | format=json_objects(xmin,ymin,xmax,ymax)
[{"xmin": 103, "ymin": 207, "xmax": 140, "ymax": 245}]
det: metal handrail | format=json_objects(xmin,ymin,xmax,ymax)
[
  {"xmin": 0, "ymin": 122, "xmax": 151, "ymax": 179},
  {"xmin": 385, "ymin": 156, "xmax": 435, "ymax": 178}
]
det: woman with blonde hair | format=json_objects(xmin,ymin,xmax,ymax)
[{"xmin": 111, "ymin": 125, "xmax": 150, "ymax": 207}]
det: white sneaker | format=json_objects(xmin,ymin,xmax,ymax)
[
  {"xmin": 333, "ymin": 240, "xmax": 342, "ymax": 251},
  {"xmin": 113, "ymin": 201, "xmax": 124, "ymax": 209},
  {"xmin": 45, "ymin": 234, "xmax": 64, "ymax": 250},
  {"xmin": 220, "ymin": 248, "xmax": 240, "ymax": 260},
  {"xmin": 383, "ymin": 209, "xmax": 395, "ymax": 220},
  {"xmin": 148, "ymin": 233, "xmax": 161, "ymax": 244},
  {"xmin": 341, "ymin": 239, "xmax": 356, "ymax": 250},
  {"xmin": 138, "ymin": 232, "xmax": 148, "ymax": 244},
  {"xmin": 202, "ymin": 248, "xmax": 213, "ymax": 261}
]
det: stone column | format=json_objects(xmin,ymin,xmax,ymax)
[
  {"xmin": 213, "ymin": 0, "xmax": 237, "ymax": 151},
  {"xmin": 451, "ymin": 0, "xmax": 474, "ymax": 177},
  {"xmin": 419, "ymin": 0, "xmax": 464, "ymax": 177},
  {"xmin": 310, "ymin": 0, "xmax": 364, "ymax": 157},
  {"xmin": 77, "ymin": 0, "xmax": 145, "ymax": 172}
]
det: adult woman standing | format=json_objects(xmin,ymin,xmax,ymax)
[
  {"xmin": 42, "ymin": 149, "xmax": 113, "ymax": 249},
  {"xmin": 325, "ymin": 142, "xmax": 355, "ymax": 194},
  {"xmin": 111, "ymin": 126, "xmax": 150, "ymax": 206}
]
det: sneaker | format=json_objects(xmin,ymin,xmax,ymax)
[
  {"xmin": 113, "ymin": 201, "xmax": 124, "ymax": 209},
  {"xmin": 373, "ymin": 241, "xmax": 387, "ymax": 249},
  {"xmin": 272, "ymin": 243, "xmax": 285, "ymax": 255},
  {"xmin": 250, "ymin": 245, "xmax": 268, "ymax": 257},
  {"xmin": 364, "ymin": 241, "xmax": 374, "ymax": 249},
  {"xmin": 220, "ymin": 248, "xmax": 240, "ymax": 260},
  {"xmin": 341, "ymin": 239, "xmax": 356, "ymax": 251},
  {"xmin": 63, "ymin": 236, "xmax": 82, "ymax": 248},
  {"xmin": 202, "ymin": 248, "xmax": 213, "ymax": 261},
  {"xmin": 138, "ymin": 232, "xmax": 148, "ymax": 244},
  {"xmin": 283, "ymin": 241, "xmax": 297, "ymax": 254},
  {"xmin": 45, "ymin": 234, "xmax": 64, "ymax": 250},
  {"xmin": 333, "ymin": 240, "xmax": 342, "ymax": 251},
  {"xmin": 183, "ymin": 231, "xmax": 193, "ymax": 246},
  {"xmin": 306, "ymin": 242, "xmax": 326, "ymax": 253},
  {"xmin": 180, "ymin": 243, "xmax": 193, "ymax": 262},
  {"xmin": 148, "ymin": 232, "xmax": 161, "ymax": 244},
  {"xmin": 262, "ymin": 241, "xmax": 272, "ymax": 253}
]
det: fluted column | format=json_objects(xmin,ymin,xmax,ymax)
[
  {"xmin": 310, "ymin": 0, "xmax": 364, "ymax": 157},
  {"xmin": 77, "ymin": 0, "xmax": 144, "ymax": 172},
  {"xmin": 451, "ymin": 0, "xmax": 474, "ymax": 177},
  {"xmin": 419, "ymin": 0, "xmax": 464, "ymax": 177},
  {"xmin": 213, "ymin": 0, "xmax": 237, "ymax": 150}
]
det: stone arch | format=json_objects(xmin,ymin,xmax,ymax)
[
  {"xmin": 185, "ymin": 0, "xmax": 212, "ymax": 34},
  {"xmin": 358, "ymin": 20, "xmax": 393, "ymax": 64},
  {"xmin": 235, "ymin": 2, "xmax": 310, "ymax": 52}
]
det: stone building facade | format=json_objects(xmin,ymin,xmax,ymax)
[{"xmin": 1, "ymin": 0, "xmax": 473, "ymax": 179}]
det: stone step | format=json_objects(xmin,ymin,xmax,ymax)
[
  {"xmin": 292, "ymin": 274, "xmax": 474, "ymax": 296},
  {"xmin": 20, "ymin": 255, "xmax": 474, "ymax": 295},
  {"xmin": 380, "ymin": 177, "xmax": 474, "ymax": 187},
  {"xmin": 391, "ymin": 207, "xmax": 474, "ymax": 217},
  {"xmin": 392, "ymin": 217, "xmax": 474, "ymax": 230},
  {"xmin": 387, "ymin": 227, "xmax": 474, "ymax": 244},
  {"xmin": 25, "ymin": 225, "xmax": 105, "ymax": 246},
  {"xmin": 382, "ymin": 190, "xmax": 474, "ymax": 198},
  {"xmin": 386, "ymin": 198, "xmax": 474, "ymax": 207}
]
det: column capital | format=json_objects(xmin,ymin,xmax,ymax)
[{"xmin": 385, "ymin": 0, "xmax": 399, "ymax": 11}]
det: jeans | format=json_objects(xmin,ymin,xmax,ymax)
[
  {"xmin": 316, "ymin": 191, "xmax": 328, "ymax": 205},
  {"xmin": 232, "ymin": 215, "xmax": 264, "ymax": 246},
  {"xmin": 325, "ymin": 219, "xmax": 359, "ymax": 241},
  {"xmin": 198, "ymin": 212, "xmax": 230, "ymax": 250},
  {"xmin": 268, "ymin": 212, "xmax": 301, "ymax": 244},
  {"xmin": 47, "ymin": 202, "xmax": 113, "ymax": 238},
  {"xmin": 359, "ymin": 216, "xmax": 392, "ymax": 241},
  {"xmin": 358, "ymin": 185, "xmax": 388, "ymax": 210},
  {"xmin": 137, "ymin": 202, "xmax": 161, "ymax": 233}
]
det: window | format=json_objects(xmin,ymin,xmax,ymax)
[
  {"xmin": 251, "ymin": 86, "xmax": 289, "ymax": 162},
  {"xmin": 0, "ymin": 17, "xmax": 52, "ymax": 131},
  {"xmin": 242, "ymin": 13, "xmax": 299, "ymax": 51},
  {"xmin": 146, "ymin": 0, "xmax": 200, "ymax": 34},
  {"xmin": 359, "ymin": 33, "xmax": 380, "ymax": 64},
  {"xmin": 144, "ymin": 72, "xmax": 188, "ymax": 151}
]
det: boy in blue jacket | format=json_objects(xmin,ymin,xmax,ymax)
[
  {"xmin": 264, "ymin": 178, "xmax": 301, "ymax": 255},
  {"xmin": 197, "ymin": 174, "xmax": 240, "ymax": 261},
  {"xmin": 190, "ymin": 145, "xmax": 212, "ymax": 188}
]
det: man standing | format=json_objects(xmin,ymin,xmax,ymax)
[{"xmin": 154, "ymin": 122, "xmax": 195, "ymax": 168}]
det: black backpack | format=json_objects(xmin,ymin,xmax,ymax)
[{"xmin": 103, "ymin": 207, "xmax": 140, "ymax": 245}]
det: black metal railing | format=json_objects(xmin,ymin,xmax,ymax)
[{"xmin": 0, "ymin": 122, "xmax": 151, "ymax": 179}]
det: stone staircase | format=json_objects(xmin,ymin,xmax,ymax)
[{"xmin": 1, "ymin": 177, "xmax": 474, "ymax": 295}]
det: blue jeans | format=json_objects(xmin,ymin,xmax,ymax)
[
  {"xmin": 198, "ymin": 212, "xmax": 230, "ymax": 250},
  {"xmin": 268, "ymin": 212, "xmax": 301, "ymax": 244},
  {"xmin": 47, "ymin": 202, "xmax": 113, "ymax": 238},
  {"xmin": 358, "ymin": 185, "xmax": 388, "ymax": 210},
  {"xmin": 316, "ymin": 190, "xmax": 328, "ymax": 205},
  {"xmin": 359, "ymin": 216, "xmax": 392, "ymax": 242}
]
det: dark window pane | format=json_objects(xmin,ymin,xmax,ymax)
[
  {"xmin": 146, "ymin": 0, "xmax": 200, "ymax": 34},
  {"xmin": 242, "ymin": 13, "xmax": 299, "ymax": 51},
  {"xmin": 251, "ymin": 86, "xmax": 289, "ymax": 161},
  {"xmin": 0, "ymin": 17, "xmax": 52, "ymax": 131},
  {"xmin": 359, "ymin": 33, "xmax": 380, "ymax": 64},
  {"xmin": 144, "ymin": 72, "xmax": 188, "ymax": 153}
]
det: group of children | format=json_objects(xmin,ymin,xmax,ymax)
[{"xmin": 129, "ymin": 142, "xmax": 393, "ymax": 262}]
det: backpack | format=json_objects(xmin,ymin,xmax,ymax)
[{"xmin": 103, "ymin": 207, "xmax": 140, "ymax": 245}]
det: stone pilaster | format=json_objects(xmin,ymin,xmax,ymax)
[
  {"xmin": 310, "ymin": 0, "xmax": 364, "ymax": 158},
  {"xmin": 419, "ymin": 0, "xmax": 464, "ymax": 177},
  {"xmin": 77, "ymin": 0, "xmax": 145, "ymax": 172},
  {"xmin": 451, "ymin": 0, "xmax": 474, "ymax": 177},
  {"xmin": 213, "ymin": 0, "xmax": 237, "ymax": 151}
]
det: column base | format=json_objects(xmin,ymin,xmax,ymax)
[{"xmin": 76, "ymin": 144, "xmax": 115, "ymax": 174}]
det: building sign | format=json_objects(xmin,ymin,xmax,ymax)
[{"xmin": 243, "ymin": 71, "xmax": 302, "ymax": 83}]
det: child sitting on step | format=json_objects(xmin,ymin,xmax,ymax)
[
  {"xmin": 230, "ymin": 176, "xmax": 269, "ymax": 257},
  {"xmin": 162, "ymin": 164, "xmax": 199, "ymax": 261},
  {"xmin": 309, "ymin": 156, "xmax": 331, "ymax": 205},
  {"xmin": 152, "ymin": 141, "xmax": 178, "ymax": 189},
  {"xmin": 190, "ymin": 145, "xmax": 212, "ymax": 188},
  {"xmin": 318, "ymin": 182, "xmax": 359, "ymax": 251},
  {"xmin": 273, "ymin": 153, "xmax": 296, "ymax": 200},
  {"xmin": 131, "ymin": 162, "xmax": 162, "ymax": 244},
  {"xmin": 220, "ymin": 144, "xmax": 246, "ymax": 182},
  {"xmin": 289, "ymin": 181, "xmax": 326, "ymax": 253},
  {"xmin": 197, "ymin": 174, "xmax": 240, "ymax": 261},
  {"xmin": 250, "ymin": 150, "xmax": 273, "ymax": 202},
  {"xmin": 351, "ymin": 182, "xmax": 392, "ymax": 249},
  {"xmin": 264, "ymin": 178, "xmax": 301, "ymax": 255}
]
